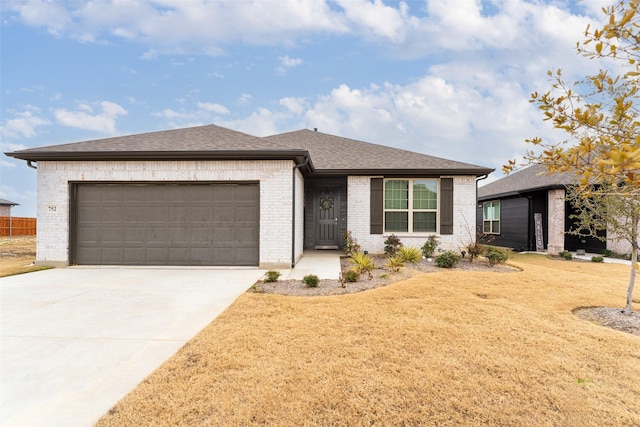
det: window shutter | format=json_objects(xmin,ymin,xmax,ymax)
[
  {"xmin": 440, "ymin": 178, "xmax": 454, "ymax": 235},
  {"xmin": 370, "ymin": 178, "xmax": 383, "ymax": 234}
]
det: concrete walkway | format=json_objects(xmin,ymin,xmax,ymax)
[
  {"xmin": 283, "ymin": 250, "xmax": 343, "ymax": 280},
  {"xmin": 0, "ymin": 267, "xmax": 265, "ymax": 427}
]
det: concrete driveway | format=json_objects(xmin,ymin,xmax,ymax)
[{"xmin": 0, "ymin": 267, "xmax": 265, "ymax": 427}]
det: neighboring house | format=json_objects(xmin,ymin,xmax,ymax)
[
  {"xmin": 0, "ymin": 198, "xmax": 19, "ymax": 217},
  {"xmin": 6, "ymin": 124, "xmax": 493, "ymax": 268},
  {"xmin": 477, "ymin": 164, "xmax": 621, "ymax": 255}
]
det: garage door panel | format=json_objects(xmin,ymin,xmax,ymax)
[{"xmin": 75, "ymin": 183, "xmax": 259, "ymax": 266}]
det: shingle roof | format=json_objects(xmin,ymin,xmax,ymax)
[
  {"xmin": 0, "ymin": 198, "xmax": 19, "ymax": 206},
  {"xmin": 265, "ymin": 129, "xmax": 493, "ymax": 175},
  {"xmin": 6, "ymin": 124, "xmax": 493, "ymax": 175},
  {"xmin": 478, "ymin": 164, "xmax": 575, "ymax": 200},
  {"xmin": 15, "ymin": 124, "xmax": 288, "ymax": 153}
]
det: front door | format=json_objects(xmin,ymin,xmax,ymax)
[{"xmin": 315, "ymin": 189, "xmax": 339, "ymax": 249}]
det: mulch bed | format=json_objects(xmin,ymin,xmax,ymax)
[{"xmin": 254, "ymin": 255, "xmax": 518, "ymax": 297}]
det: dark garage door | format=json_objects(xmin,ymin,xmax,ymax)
[{"xmin": 73, "ymin": 183, "xmax": 259, "ymax": 266}]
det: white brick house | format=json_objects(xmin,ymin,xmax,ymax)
[{"xmin": 7, "ymin": 124, "xmax": 493, "ymax": 268}]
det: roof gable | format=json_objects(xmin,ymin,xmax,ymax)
[{"xmin": 265, "ymin": 129, "xmax": 493, "ymax": 175}]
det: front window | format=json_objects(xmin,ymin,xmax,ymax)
[
  {"xmin": 483, "ymin": 201, "xmax": 500, "ymax": 234},
  {"xmin": 384, "ymin": 179, "xmax": 437, "ymax": 233}
]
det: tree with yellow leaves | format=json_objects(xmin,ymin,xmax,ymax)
[{"xmin": 507, "ymin": 0, "xmax": 638, "ymax": 314}]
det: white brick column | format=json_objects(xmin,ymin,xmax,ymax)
[{"xmin": 547, "ymin": 188, "xmax": 565, "ymax": 255}]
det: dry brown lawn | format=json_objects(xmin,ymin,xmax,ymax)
[
  {"xmin": 96, "ymin": 254, "xmax": 639, "ymax": 426},
  {"xmin": 0, "ymin": 236, "xmax": 49, "ymax": 277}
]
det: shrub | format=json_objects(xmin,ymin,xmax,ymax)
[
  {"xmin": 466, "ymin": 241, "xmax": 484, "ymax": 262},
  {"xmin": 559, "ymin": 251, "xmax": 573, "ymax": 260},
  {"xmin": 343, "ymin": 269, "xmax": 360, "ymax": 283},
  {"xmin": 397, "ymin": 246, "xmax": 422, "ymax": 264},
  {"xmin": 484, "ymin": 247, "xmax": 509, "ymax": 265},
  {"xmin": 591, "ymin": 256, "xmax": 604, "ymax": 263},
  {"xmin": 421, "ymin": 235, "xmax": 440, "ymax": 258},
  {"xmin": 302, "ymin": 274, "xmax": 319, "ymax": 287},
  {"xmin": 350, "ymin": 252, "xmax": 376, "ymax": 276},
  {"xmin": 342, "ymin": 230, "xmax": 361, "ymax": 256},
  {"xmin": 385, "ymin": 255, "xmax": 404, "ymax": 272},
  {"xmin": 384, "ymin": 234, "xmax": 403, "ymax": 256},
  {"xmin": 601, "ymin": 249, "xmax": 613, "ymax": 257},
  {"xmin": 435, "ymin": 250, "xmax": 461, "ymax": 268},
  {"xmin": 264, "ymin": 270, "xmax": 281, "ymax": 283}
]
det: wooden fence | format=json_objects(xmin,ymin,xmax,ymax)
[{"xmin": 0, "ymin": 216, "xmax": 37, "ymax": 237}]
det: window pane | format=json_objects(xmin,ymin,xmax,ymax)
[
  {"xmin": 483, "ymin": 203, "xmax": 492, "ymax": 220},
  {"xmin": 492, "ymin": 220, "xmax": 500, "ymax": 234},
  {"xmin": 413, "ymin": 212, "xmax": 436, "ymax": 232},
  {"xmin": 385, "ymin": 212, "xmax": 408, "ymax": 232},
  {"xmin": 483, "ymin": 221, "xmax": 491, "ymax": 233},
  {"xmin": 413, "ymin": 180, "xmax": 437, "ymax": 210},
  {"xmin": 492, "ymin": 202, "xmax": 500, "ymax": 220},
  {"xmin": 385, "ymin": 180, "xmax": 408, "ymax": 209}
]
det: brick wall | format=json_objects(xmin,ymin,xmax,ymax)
[
  {"xmin": 347, "ymin": 175, "xmax": 479, "ymax": 254},
  {"xmin": 547, "ymin": 188, "xmax": 565, "ymax": 255},
  {"xmin": 36, "ymin": 160, "xmax": 297, "ymax": 268}
]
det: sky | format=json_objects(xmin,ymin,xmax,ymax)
[{"xmin": 1, "ymin": 0, "xmax": 613, "ymax": 217}]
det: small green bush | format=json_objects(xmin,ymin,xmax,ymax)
[
  {"xmin": 397, "ymin": 246, "xmax": 422, "ymax": 264},
  {"xmin": 559, "ymin": 251, "xmax": 573, "ymax": 260},
  {"xmin": 421, "ymin": 235, "xmax": 440, "ymax": 258},
  {"xmin": 264, "ymin": 270, "xmax": 281, "ymax": 283},
  {"xmin": 302, "ymin": 274, "xmax": 320, "ymax": 287},
  {"xmin": 350, "ymin": 252, "xmax": 376, "ymax": 275},
  {"xmin": 385, "ymin": 255, "xmax": 404, "ymax": 272},
  {"xmin": 435, "ymin": 250, "xmax": 461, "ymax": 268},
  {"xmin": 343, "ymin": 269, "xmax": 360, "ymax": 283},
  {"xmin": 384, "ymin": 234, "xmax": 403, "ymax": 256},
  {"xmin": 591, "ymin": 256, "xmax": 604, "ymax": 263},
  {"xmin": 601, "ymin": 249, "xmax": 613, "ymax": 257},
  {"xmin": 484, "ymin": 247, "xmax": 509, "ymax": 265}
]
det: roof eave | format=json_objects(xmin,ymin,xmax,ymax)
[
  {"xmin": 311, "ymin": 168, "xmax": 495, "ymax": 176},
  {"xmin": 5, "ymin": 150, "xmax": 310, "ymax": 164}
]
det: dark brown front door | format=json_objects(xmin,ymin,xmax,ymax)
[{"xmin": 315, "ymin": 189, "xmax": 339, "ymax": 249}]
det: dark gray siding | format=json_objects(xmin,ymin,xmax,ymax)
[
  {"xmin": 564, "ymin": 201, "xmax": 606, "ymax": 253},
  {"xmin": 478, "ymin": 197, "xmax": 530, "ymax": 250}
]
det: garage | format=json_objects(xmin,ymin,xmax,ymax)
[{"xmin": 71, "ymin": 183, "xmax": 259, "ymax": 266}]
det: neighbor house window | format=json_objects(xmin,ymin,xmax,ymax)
[
  {"xmin": 384, "ymin": 179, "xmax": 437, "ymax": 233},
  {"xmin": 483, "ymin": 201, "xmax": 500, "ymax": 234}
]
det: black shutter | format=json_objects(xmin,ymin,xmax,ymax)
[
  {"xmin": 440, "ymin": 178, "xmax": 454, "ymax": 235},
  {"xmin": 370, "ymin": 178, "xmax": 383, "ymax": 234}
]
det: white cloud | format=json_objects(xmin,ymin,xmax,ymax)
[
  {"xmin": 5, "ymin": 0, "xmax": 71, "ymax": 36},
  {"xmin": 279, "ymin": 97, "xmax": 307, "ymax": 115},
  {"xmin": 0, "ymin": 141, "xmax": 30, "ymax": 152},
  {"xmin": 335, "ymin": 0, "xmax": 411, "ymax": 42},
  {"xmin": 197, "ymin": 102, "xmax": 230, "ymax": 115},
  {"xmin": 55, "ymin": 101, "xmax": 127, "ymax": 134},
  {"xmin": 0, "ymin": 111, "xmax": 51, "ymax": 139},
  {"xmin": 6, "ymin": 0, "xmax": 346, "ymax": 53},
  {"xmin": 280, "ymin": 55, "xmax": 303, "ymax": 68},
  {"xmin": 276, "ymin": 55, "xmax": 303, "ymax": 75},
  {"xmin": 238, "ymin": 93, "xmax": 253, "ymax": 105},
  {"xmin": 0, "ymin": 159, "xmax": 17, "ymax": 169}
]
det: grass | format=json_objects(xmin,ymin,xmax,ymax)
[
  {"xmin": 0, "ymin": 236, "xmax": 50, "ymax": 277},
  {"xmin": 96, "ymin": 253, "xmax": 639, "ymax": 426}
]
